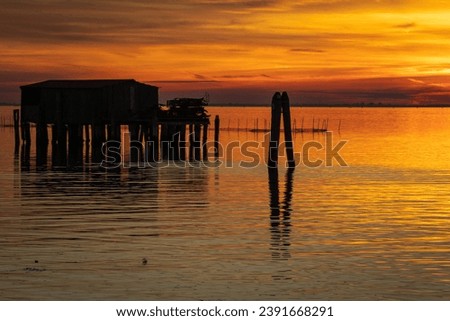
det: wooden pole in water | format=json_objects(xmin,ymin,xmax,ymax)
[
  {"xmin": 129, "ymin": 124, "xmax": 140, "ymax": 163},
  {"xmin": 13, "ymin": 110, "xmax": 20, "ymax": 153},
  {"xmin": 189, "ymin": 124, "xmax": 194, "ymax": 161},
  {"xmin": 91, "ymin": 124, "xmax": 104, "ymax": 163},
  {"xmin": 55, "ymin": 94, "xmax": 67, "ymax": 165},
  {"xmin": 145, "ymin": 116, "xmax": 158, "ymax": 163},
  {"xmin": 160, "ymin": 123, "xmax": 169, "ymax": 160},
  {"xmin": 68, "ymin": 124, "xmax": 82, "ymax": 165},
  {"xmin": 179, "ymin": 124, "xmax": 186, "ymax": 161},
  {"xmin": 202, "ymin": 123, "xmax": 208, "ymax": 161},
  {"xmin": 214, "ymin": 115, "xmax": 220, "ymax": 159},
  {"xmin": 84, "ymin": 124, "xmax": 90, "ymax": 163},
  {"xmin": 268, "ymin": 92, "xmax": 282, "ymax": 168},
  {"xmin": 36, "ymin": 103, "xmax": 49, "ymax": 167},
  {"xmin": 21, "ymin": 121, "xmax": 31, "ymax": 144},
  {"xmin": 172, "ymin": 125, "xmax": 180, "ymax": 161},
  {"xmin": 194, "ymin": 123, "xmax": 201, "ymax": 161},
  {"xmin": 338, "ymin": 119, "xmax": 342, "ymax": 132},
  {"xmin": 166, "ymin": 124, "xmax": 175, "ymax": 161},
  {"xmin": 281, "ymin": 92, "xmax": 295, "ymax": 168}
]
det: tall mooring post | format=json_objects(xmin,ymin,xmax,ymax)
[{"xmin": 268, "ymin": 92, "xmax": 295, "ymax": 168}]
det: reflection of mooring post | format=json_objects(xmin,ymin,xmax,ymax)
[
  {"xmin": 268, "ymin": 92, "xmax": 295, "ymax": 168},
  {"xmin": 268, "ymin": 166, "xmax": 294, "ymax": 261},
  {"xmin": 268, "ymin": 167, "xmax": 280, "ymax": 218}
]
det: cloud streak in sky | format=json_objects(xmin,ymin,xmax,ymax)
[{"xmin": 1, "ymin": 0, "xmax": 450, "ymax": 104}]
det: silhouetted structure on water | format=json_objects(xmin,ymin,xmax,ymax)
[{"xmin": 18, "ymin": 79, "xmax": 215, "ymax": 167}]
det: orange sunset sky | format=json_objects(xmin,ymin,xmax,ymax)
[{"xmin": 1, "ymin": 0, "xmax": 450, "ymax": 105}]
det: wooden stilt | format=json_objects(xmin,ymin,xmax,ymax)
[
  {"xmin": 160, "ymin": 123, "xmax": 169, "ymax": 160},
  {"xmin": 36, "ymin": 123, "xmax": 48, "ymax": 146},
  {"xmin": 148, "ymin": 118, "xmax": 158, "ymax": 162},
  {"xmin": 13, "ymin": 110, "xmax": 20, "ymax": 154},
  {"xmin": 23, "ymin": 122, "xmax": 31, "ymax": 145},
  {"xmin": 194, "ymin": 124, "xmax": 201, "ymax": 161},
  {"xmin": 36, "ymin": 123, "xmax": 48, "ymax": 167},
  {"xmin": 129, "ymin": 124, "xmax": 141, "ymax": 163},
  {"xmin": 84, "ymin": 124, "xmax": 90, "ymax": 164},
  {"xmin": 172, "ymin": 125, "xmax": 180, "ymax": 161},
  {"xmin": 214, "ymin": 115, "xmax": 220, "ymax": 159},
  {"xmin": 189, "ymin": 124, "xmax": 194, "ymax": 161},
  {"xmin": 20, "ymin": 142, "xmax": 31, "ymax": 171},
  {"xmin": 202, "ymin": 123, "xmax": 208, "ymax": 161},
  {"xmin": 179, "ymin": 124, "xmax": 186, "ymax": 161},
  {"xmin": 68, "ymin": 124, "xmax": 82, "ymax": 165},
  {"xmin": 51, "ymin": 125, "xmax": 57, "ymax": 165},
  {"xmin": 146, "ymin": 118, "xmax": 159, "ymax": 162},
  {"xmin": 91, "ymin": 124, "xmax": 105, "ymax": 163}
]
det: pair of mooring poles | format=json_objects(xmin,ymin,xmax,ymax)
[{"xmin": 268, "ymin": 92, "xmax": 295, "ymax": 168}]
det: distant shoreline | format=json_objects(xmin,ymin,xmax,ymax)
[
  {"xmin": 208, "ymin": 104, "xmax": 450, "ymax": 108},
  {"xmin": 2, "ymin": 103, "xmax": 449, "ymax": 108},
  {"xmin": 0, "ymin": 103, "xmax": 19, "ymax": 107}
]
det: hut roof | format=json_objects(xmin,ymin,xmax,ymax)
[{"xmin": 21, "ymin": 79, "xmax": 157, "ymax": 89}]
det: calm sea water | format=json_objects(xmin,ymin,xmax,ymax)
[{"xmin": 0, "ymin": 106, "xmax": 449, "ymax": 300}]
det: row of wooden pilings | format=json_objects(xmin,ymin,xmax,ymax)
[{"xmin": 14, "ymin": 109, "xmax": 221, "ymax": 167}]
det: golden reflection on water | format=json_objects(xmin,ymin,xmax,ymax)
[
  {"xmin": 213, "ymin": 106, "xmax": 450, "ymax": 170},
  {"xmin": 0, "ymin": 106, "xmax": 449, "ymax": 300}
]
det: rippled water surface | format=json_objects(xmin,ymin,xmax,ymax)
[{"xmin": 0, "ymin": 106, "xmax": 449, "ymax": 300}]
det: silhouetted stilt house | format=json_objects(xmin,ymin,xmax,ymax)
[{"xmin": 20, "ymin": 79, "xmax": 212, "ymax": 167}]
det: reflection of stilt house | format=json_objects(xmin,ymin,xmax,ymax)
[{"xmin": 20, "ymin": 79, "xmax": 211, "ymax": 167}]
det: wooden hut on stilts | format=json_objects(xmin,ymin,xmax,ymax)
[{"xmin": 19, "ymin": 79, "xmax": 212, "ymax": 168}]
